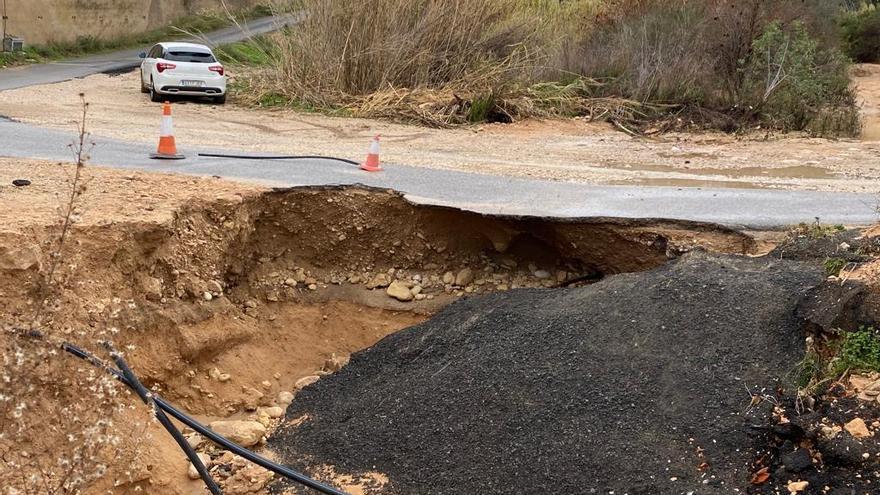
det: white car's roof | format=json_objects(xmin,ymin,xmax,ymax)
[{"xmin": 159, "ymin": 42, "xmax": 214, "ymax": 53}]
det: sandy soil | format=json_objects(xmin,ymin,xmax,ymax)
[
  {"xmin": 858, "ymin": 64, "xmax": 880, "ymax": 141},
  {"xmin": 0, "ymin": 157, "xmax": 264, "ymax": 231},
  {"xmin": 1, "ymin": 67, "xmax": 879, "ymax": 192}
]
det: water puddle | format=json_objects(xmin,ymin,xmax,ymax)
[
  {"xmin": 608, "ymin": 178, "xmax": 766, "ymax": 189},
  {"xmin": 607, "ymin": 162, "xmax": 838, "ymax": 180}
]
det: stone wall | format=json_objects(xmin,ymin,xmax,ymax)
[{"xmin": 3, "ymin": 0, "xmax": 261, "ymax": 45}]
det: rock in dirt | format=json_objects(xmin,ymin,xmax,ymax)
[
  {"xmin": 366, "ymin": 273, "xmax": 392, "ymax": 289},
  {"xmin": 786, "ymin": 480, "xmax": 808, "ymax": 492},
  {"xmin": 209, "ymin": 421, "xmax": 266, "ymax": 448},
  {"xmin": 277, "ymin": 391, "xmax": 294, "ymax": 405},
  {"xmin": 271, "ymin": 252, "xmax": 847, "ymax": 495},
  {"xmin": 323, "ymin": 353, "xmax": 349, "ymax": 373},
  {"xmin": 12, "ymin": 179, "xmax": 30, "ymax": 187},
  {"xmin": 844, "ymin": 418, "xmax": 871, "ymax": 438},
  {"xmin": 454, "ymin": 268, "xmax": 474, "ymax": 286},
  {"xmin": 223, "ymin": 464, "xmax": 274, "ymax": 495},
  {"xmin": 185, "ymin": 433, "xmax": 203, "ymax": 450},
  {"xmin": 294, "ymin": 375, "xmax": 320, "ymax": 390},
  {"xmin": 387, "ymin": 281, "xmax": 414, "ymax": 302},
  {"xmin": 260, "ymin": 406, "xmax": 285, "ymax": 419},
  {"xmin": 240, "ymin": 386, "xmax": 265, "ymax": 411},
  {"xmin": 0, "ymin": 243, "xmax": 40, "ymax": 271},
  {"xmin": 817, "ymin": 433, "xmax": 868, "ymax": 467},
  {"xmin": 187, "ymin": 453, "xmax": 212, "ymax": 480},
  {"xmin": 780, "ymin": 448, "xmax": 813, "ymax": 473}
]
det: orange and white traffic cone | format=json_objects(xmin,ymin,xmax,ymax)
[
  {"xmin": 360, "ymin": 135, "xmax": 382, "ymax": 172},
  {"xmin": 150, "ymin": 101, "xmax": 185, "ymax": 160}
]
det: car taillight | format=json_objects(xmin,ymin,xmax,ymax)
[
  {"xmin": 209, "ymin": 65, "xmax": 225, "ymax": 76},
  {"xmin": 157, "ymin": 62, "xmax": 176, "ymax": 73}
]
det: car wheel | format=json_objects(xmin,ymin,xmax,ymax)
[
  {"xmin": 149, "ymin": 79, "xmax": 163, "ymax": 103},
  {"xmin": 140, "ymin": 71, "xmax": 149, "ymax": 94},
  {"xmin": 213, "ymin": 93, "xmax": 227, "ymax": 105}
]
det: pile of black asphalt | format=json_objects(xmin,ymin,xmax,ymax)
[{"xmin": 271, "ymin": 252, "xmax": 854, "ymax": 495}]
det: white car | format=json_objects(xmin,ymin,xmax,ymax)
[{"xmin": 139, "ymin": 42, "xmax": 227, "ymax": 104}]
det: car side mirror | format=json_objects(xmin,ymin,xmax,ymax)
[{"xmin": 138, "ymin": 52, "xmax": 147, "ymax": 59}]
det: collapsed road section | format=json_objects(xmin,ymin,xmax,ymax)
[{"xmin": 2, "ymin": 175, "xmax": 877, "ymax": 494}]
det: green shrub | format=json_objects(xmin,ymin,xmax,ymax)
[
  {"xmin": 840, "ymin": 3, "xmax": 880, "ymax": 63},
  {"xmin": 741, "ymin": 21, "xmax": 860, "ymax": 135},
  {"xmin": 832, "ymin": 326, "xmax": 880, "ymax": 375},
  {"xmin": 468, "ymin": 93, "xmax": 497, "ymax": 123},
  {"xmin": 216, "ymin": 35, "xmax": 277, "ymax": 66},
  {"xmin": 793, "ymin": 222, "xmax": 846, "ymax": 239},
  {"xmin": 823, "ymin": 257, "xmax": 848, "ymax": 276},
  {"xmin": 791, "ymin": 350, "xmax": 826, "ymax": 391}
]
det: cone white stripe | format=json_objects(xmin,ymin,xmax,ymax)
[
  {"xmin": 369, "ymin": 139, "xmax": 380, "ymax": 154},
  {"xmin": 161, "ymin": 116, "xmax": 174, "ymax": 136}
]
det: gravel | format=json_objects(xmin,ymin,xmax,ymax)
[{"xmin": 271, "ymin": 252, "xmax": 845, "ymax": 494}]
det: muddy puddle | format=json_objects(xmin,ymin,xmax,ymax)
[
  {"xmin": 610, "ymin": 177, "xmax": 766, "ymax": 189},
  {"xmin": 607, "ymin": 162, "xmax": 838, "ymax": 180}
]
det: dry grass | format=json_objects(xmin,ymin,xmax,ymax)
[{"xmin": 234, "ymin": 0, "xmax": 861, "ymax": 135}]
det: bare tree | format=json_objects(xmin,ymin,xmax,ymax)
[{"xmin": 1, "ymin": 95, "xmax": 143, "ymax": 494}]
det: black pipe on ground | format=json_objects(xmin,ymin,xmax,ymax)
[
  {"xmin": 198, "ymin": 152, "xmax": 360, "ymax": 166},
  {"xmin": 60, "ymin": 341, "xmax": 350, "ymax": 495},
  {"xmin": 103, "ymin": 342, "xmax": 222, "ymax": 495}
]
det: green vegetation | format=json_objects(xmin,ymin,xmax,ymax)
[
  {"xmin": 792, "ymin": 327, "xmax": 880, "ymax": 393},
  {"xmin": 792, "ymin": 350, "xmax": 826, "ymax": 390},
  {"xmin": 794, "ymin": 221, "xmax": 847, "ymax": 239},
  {"xmin": 833, "ymin": 326, "xmax": 880, "ymax": 375},
  {"xmin": 823, "ymin": 257, "xmax": 848, "ymax": 276},
  {"xmin": 840, "ymin": 1, "xmax": 880, "ymax": 63},
  {"xmin": 0, "ymin": 5, "xmax": 273, "ymax": 68},
  {"xmin": 227, "ymin": 0, "xmax": 863, "ymax": 134},
  {"xmin": 744, "ymin": 22, "xmax": 859, "ymax": 136},
  {"xmin": 215, "ymin": 35, "xmax": 278, "ymax": 66}
]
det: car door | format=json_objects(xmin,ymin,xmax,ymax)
[{"xmin": 142, "ymin": 45, "xmax": 162, "ymax": 85}]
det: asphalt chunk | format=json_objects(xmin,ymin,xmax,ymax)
[{"xmin": 272, "ymin": 252, "xmax": 836, "ymax": 494}]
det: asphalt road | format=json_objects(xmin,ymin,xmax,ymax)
[
  {"xmin": 1, "ymin": 15, "xmax": 877, "ymax": 228},
  {"xmin": 1, "ymin": 118, "xmax": 876, "ymax": 229},
  {"xmin": 0, "ymin": 15, "xmax": 292, "ymax": 92}
]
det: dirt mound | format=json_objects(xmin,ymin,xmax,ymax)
[{"xmin": 271, "ymin": 252, "xmax": 844, "ymax": 494}]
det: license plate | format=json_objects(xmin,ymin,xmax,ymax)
[{"xmin": 181, "ymin": 80, "xmax": 205, "ymax": 87}]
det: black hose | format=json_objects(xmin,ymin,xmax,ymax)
[
  {"xmin": 103, "ymin": 342, "xmax": 222, "ymax": 495},
  {"xmin": 61, "ymin": 342, "xmax": 350, "ymax": 495},
  {"xmin": 154, "ymin": 396, "xmax": 350, "ymax": 495},
  {"xmin": 198, "ymin": 152, "xmax": 360, "ymax": 166}
]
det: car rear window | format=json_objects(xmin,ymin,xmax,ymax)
[{"xmin": 164, "ymin": 51, "xmax": 216, "ymax": 63}]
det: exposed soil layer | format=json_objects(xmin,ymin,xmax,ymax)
[
  {"xmin": 271, "ymin": 252, "xmax": 869, "ymax": 494},
  {"xmin": 0, "ymin": 160, "xmax": 765, "ymax": 494}
]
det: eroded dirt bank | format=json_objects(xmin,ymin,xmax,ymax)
[{"xmin": 0, "ymin": 160, "xmax": 766, "ymax": 494}]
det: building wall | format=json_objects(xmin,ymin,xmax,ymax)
[{"xmin": 3, "ymin": 0, "xmax": 260, "ymax": 45}]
